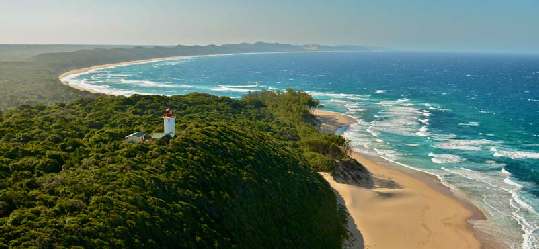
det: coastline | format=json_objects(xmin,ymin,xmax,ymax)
[
  {"xmin": 57, "ymin": 51, "xmax": 295, "ymax": 95},
  {"xmin": 314, "ymin": 109, "xmax": 505, "ymax": 249},
  {"xmin": 56, "ymin": 54, "xmax": 508, "ymax": 248},
  {"xmin": 58, "ymin": 55, "xmax": 188, "ymax": 94}
]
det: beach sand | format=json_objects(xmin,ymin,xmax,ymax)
[
  {"xmin": 58, "ymin": 56, "xmax": 186, "ymax": 94},
  {"xmin": 311, "ymin": 109, "xmax": 357, "ymax": 134},
  {"xmin": 57, "ymin": 52, "xmax": 287, "ymax": 95},
  {"xmin": 313, "ymin": 109, "xmax": 498, "ymax": 249}
]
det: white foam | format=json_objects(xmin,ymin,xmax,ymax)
[
  {"xmin": 428, "ymin": 153, "xmax": 465, "ymax": 164},
  {"xmin": 306, "ymin": 91, "xmax": 370, "ymax": 100},
  {"xmin": 176, "ymin": 84, "xmax": 195, "ymax": 88},
  {"xmin": 458, "ymin": 121, "xmax": 480, "ymax": 127},
  {"xmin": 220, "ymin": 84, "xmax": 260, "ymax": 88},
  {"xmin": 344, "ymin": 103, "xmax": 365, "ymax": 113},
  {"xmin": 502, "ymin": 172, "xmax": 539, "ymax": 249},
  {"xmin": 109, "ymin": 73, "xmax": 130, "ymax": 77},
  {"xmin": 59, "ymin": 52, "xmax": 287, "ymax": 96},
  {"xmin": 422, "ymin": 103, "xmax": 449, "ymax": 112},
  {"xmin": 341, "ymin": 106, "xmax": 537, "ymax": 245},
  {"xmin": 443, "ymin": 166, "xmax": 538, "ymax": 249},
  {"xmin": 432, "ymin": 133, "xmax": 458, "ymax": 141},
  {"xmin": 330, "ymin": 99, "xmax": 349, "ymax": 104},
  {"xmin": 366, "ymin": 125, "xmax": 379, "ymax": 137},
  {"xmin": 375, "ymin": 89, "xmax": 386, "ymax": 94},
  {"xmin": 491, "ymin": 147, "xmax": 539, "ymax": 160},
  {"xmin": 156, "ymin": 60, "xmax": 188, "ymax": 66},
  {"xmin": 373, "ymin": 148, "xmax": 401, "ymax": 161},
  {"xmin": 119, "ymin": 79, "xmax": 176, "ymax": 88},
  {"xmin": 339, "ymin": 104, "xmax": 538, "ymax": 248},
  {"xmin": 63, "ymin": 78, "xmax": 138, "ymax": 96},
  {"xmin": 211, "ymin": 85, "xmax": 262, "ymax": 93},
  {"xmin": 371, "ymin": 100, "xmax": 429, "ymax": 137},
  {"xmin": 435, "ymin": 139, "xmax": 498, "ymax": 151},
  {"xmin": 418, "ymin": 118, "xmax": 429, "ymax": 125},
  {"xmin": 416, "ymin": 126, "xmax": 430, "ymax": 137},
  {"xmin": 378, "ymin": 98, "xmax": 410, "ymax": 106}
]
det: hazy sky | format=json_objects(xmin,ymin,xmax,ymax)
[{"xmin": 1, "ymin": 0, "xmax": 538, "ymax": 53}]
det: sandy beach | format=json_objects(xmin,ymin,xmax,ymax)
[
  {"xmin": 57, "ymin": 51, "xmax": 288, "ymax": 95},
  {"xmin": 57, "ymin": 56, "xmax": 505, "ymax": 249},
  {"xmin": 313, "ymin": 109, "xmax": 500, "ymax": 249},
  {"xmin": 58, "ymin": 56, "xmax": 186, "ymax": 94}
]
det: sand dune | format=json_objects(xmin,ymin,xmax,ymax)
[
  {"xmin": 314, "ymin": 109, "xmax": 494, "ymax": 249},
  {"xmin": 322, "ymin": 152, "xmax": 483, "ymax": 249}
]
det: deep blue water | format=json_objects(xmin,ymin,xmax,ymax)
[{"xmin": 66, "ymin": 52, "xmax": 539, "ymax": 248}]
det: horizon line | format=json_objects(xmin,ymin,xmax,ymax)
[{"xmin": 1, "ymin": 42, "xmax": 538, "ymax": 55}]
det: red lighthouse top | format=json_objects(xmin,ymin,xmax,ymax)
[{"xmin": 164, "ymin": 108, "xmax": 174, "ymax": 117}]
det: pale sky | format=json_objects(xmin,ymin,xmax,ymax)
[{"xmin": 1, "ymin": 0, "xmax": 539, "ymax": 53}]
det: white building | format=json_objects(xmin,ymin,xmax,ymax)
[
  {"xmin": 125, "ymin": 132, "xmax": 147, "ymax": 143},
  {"xmin": 125, "ymin": 108, "xmax": 176, "ymax": 143},
  {"xmin": 163, "ymin": 108, "xmax": 175, "ymax": 137}
]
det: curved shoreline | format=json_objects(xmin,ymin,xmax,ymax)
[
  {"xmin": 58, "ymin": 55, "xmax": 190, "ymax": 95},
  {"xmin": 59, "ymin": 56, "xmax": 507, "ymax": 248},
  {"xmin": 314, "ymin": 109, "xmax": 506, "ymax": 249},
  {"xmin": 58, "ymin": 51, "xmax": 293, "ymax": 95}
]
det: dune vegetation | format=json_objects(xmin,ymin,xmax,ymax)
[{"xmin": 0, "ymin": 90, "xmax": 351, "ymax": 248}]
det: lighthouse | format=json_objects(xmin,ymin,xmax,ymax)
[{"xmin": 163, "ymin": 108, "xmax": 175, "ymax": 137}]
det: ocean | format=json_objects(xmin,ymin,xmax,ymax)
[{"xmin": 65, "ymin": 51, "xmax": 539, "ymax": 249}]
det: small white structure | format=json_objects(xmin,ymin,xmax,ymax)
[
  {"xmin": 163, "ymin": 108, "xmax": 175, "ymax": 137},
  {"xmin": 125, "ymin": 108, "xmax": 176, "ymax": 143},
  {"xmin": 125, "ymin": 132, "xmax": 146, "ymax": 143}
]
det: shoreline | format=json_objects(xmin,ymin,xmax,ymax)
[
  {"xmin": 313, "ymin": 109, "xmax": 505, "ymax": 249},
  {"xmin": 57, "ymin": 51, "xmax": 298, "ymax": 95},
  {"xmin": 56, "ymin": 53, "xmax": 508, "ymax": 248},
  {"xmin": 58, "ymin": 55, "xmax": 189, "ymax": 94}
]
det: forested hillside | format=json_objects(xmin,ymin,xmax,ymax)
[{"xmin": 0, "ymin": 91, "xmax": 350, "ymax": 248}]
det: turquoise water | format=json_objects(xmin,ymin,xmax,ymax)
[{"xmin": 66, "ymin": 52, "xmax": 539, "ymax": 248}]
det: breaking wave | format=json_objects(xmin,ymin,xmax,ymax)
[
  {"xmin": 428, "ymin": 153, "xmax": 465, "ymax": 164},
  {"xmin": 491, "ymin": 147, "xmax": 539, "ymax": 160}
]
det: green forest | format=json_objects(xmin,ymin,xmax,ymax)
[{"xmin": 0, "ymin": 90, "xmax": 352, "ymax": 248}]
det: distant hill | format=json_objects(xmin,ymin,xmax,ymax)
[
  {"xmin": 32, "ymin": 42, "xmax": 373, "ymax": 73},
  {"xmin": 0, "ymin": 42, "xmax": 374, "ymax": 110},
  {"xmin": 0, "ymin": 44, "xmax": 128, "ymax": 62}
]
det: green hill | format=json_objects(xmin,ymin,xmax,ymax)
[{"xmin": 0, "ymin": 91, "xmax": 348, "ymax": 248}]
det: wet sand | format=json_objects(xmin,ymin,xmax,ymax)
[
  {"xmin": 58, "ymin": 56, "xmax": 185, "ymax": 94},
  {"xmin": 313, "ymin": 109, "xmax": 500, "ymax": 249}
]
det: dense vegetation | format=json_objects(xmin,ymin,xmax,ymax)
[
  {"xmin": 0, "ymin": 43, "xmax": 300, "ymax": 110},
  {"xmin": 0, "ymin": 43, "xmax": 368, "ymax": 110},
  {"xmin": 0, "ymin": 91, "xmax": 350, "ymax": 248},
  {"xmin": 244, "ymin": 91, "xmax": 349, "ymax": 171},
  {"xmin": 0, "ymin": 43, "xmax": 366, "ymax": 248}
]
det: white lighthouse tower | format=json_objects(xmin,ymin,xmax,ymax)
[{"xmin": 163, "ymin": 108, "xmax": 175, "ymax": 137}]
